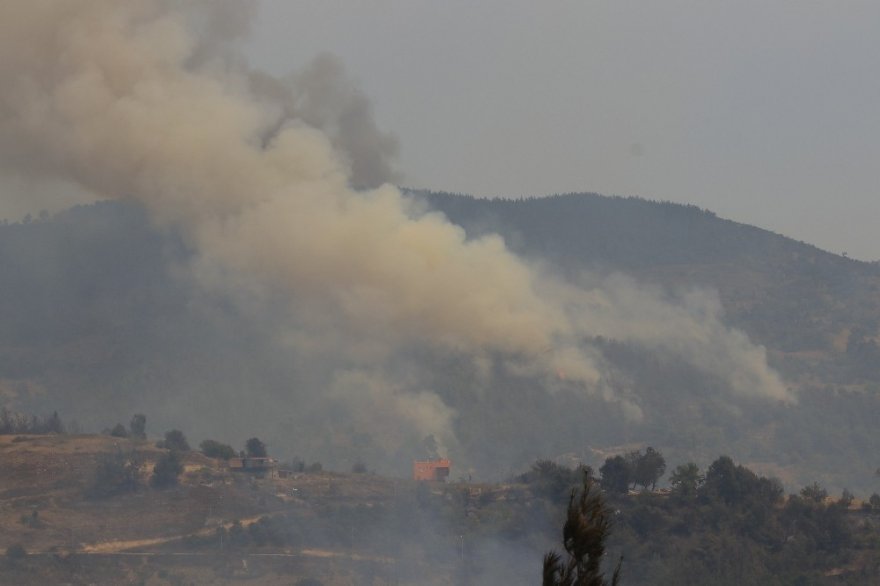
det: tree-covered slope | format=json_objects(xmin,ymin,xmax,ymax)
[
  {"xmin": 3, "ymin": 194, "xmax": 880, "ymax": 491},
  {"xmin": 419, "ymin": 190, "xmax": 880, "ymax": 377}
]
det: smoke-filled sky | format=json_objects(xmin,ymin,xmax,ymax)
[
  {"xmin": 245, "ymin": 0, "xmax": 880, "ymax": 261},
  {"xmin": 0, "ymin": 0, "xmax": 798, "ymax": 472}
]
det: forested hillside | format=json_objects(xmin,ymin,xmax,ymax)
[
  {"xmin": 419, "ymin": 190, "xmax": 880, "ymax": 371},
  {"xmin": 3, "ymin": 194, "xmax": 880, "ymax": 491}
]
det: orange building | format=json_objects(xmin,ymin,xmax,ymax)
[{"xmin": 413, "ymin": 458, "xmax": 451, "ymax": 482}]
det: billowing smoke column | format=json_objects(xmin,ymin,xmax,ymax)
[{"xmin": 0, "ymin": 1, "xmax": 791, "ymax": 460}]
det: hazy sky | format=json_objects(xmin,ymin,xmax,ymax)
[{"xmin": 245, "ymin": 0, "xmax": 880, "ymax": 260}]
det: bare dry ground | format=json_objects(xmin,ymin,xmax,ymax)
[
  {"xmin": 0, "ymin": 434, "xmax": 455, "ymax": 585},
  {"xmin": 0, "ymin": 435, "xmax": 225, "ymax": 551}
]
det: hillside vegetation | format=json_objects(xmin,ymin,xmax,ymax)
[
  {"xmin": 419, "ymin": 190, "xmax": 880, "ymax": 367},
  {"xmin": 2, "ymin": 434, "xmax": 880, "ymax": 584},
  {"xmin": 2, "ymin": 195, "xmax": 880, "ymax": 490}
]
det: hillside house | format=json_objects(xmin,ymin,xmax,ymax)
[
  {"xmin": 228, "ymin": 456, "xmax": 278, "ymax": 477},
  {"xmin": 413, "ymin": 458, "xmax": 451, "ymax": 482}
]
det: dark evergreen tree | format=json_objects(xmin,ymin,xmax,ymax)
[
  {"xmin": 199, "ymin": 439, "xmax": 236, "ymax": 460},
  {"xmin": 519, "ymin": 460, "xmax": 592, "ymax": 503},
  {"xmin": 151, "ymin": 450, "xmax": 183, "ymax": 488},
  {"xmin": 633, "ymin": 447, "xmax": 666, "ymax": 491},
  {"xmin": 245, "ymin": 437, "xmax": 268, "ymax": 458},
  {"xmin": 129, "ymin": 414, "xmax": 146, "ymax": 440},
  {"xmin": 158, "ymin": 429, "xmax": 189, "ymax": 451},
  {"xmin": 45, "ymin": 411, "xmax": 64, "ymax": 434},
  {"xmin": 599, "ymin": 456, "xmax": 630, "ymax": 495},
  {"xmin": 669, "ymin": 462, "xmax": 703, "ymax": 498},
  {"xmin": 543, "ymin": 476, "xmax": 622, "ymax": 586}
]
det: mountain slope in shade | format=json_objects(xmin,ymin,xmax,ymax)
[
  {"xmin": 419, "ymin": 190, "xmax": 880, "ymax": 380},
  {"xmin": 2, "ymin": 194, "xmax": 880, "ymax": 491}
]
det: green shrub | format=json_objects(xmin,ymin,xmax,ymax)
[
  {"xmin": 157, "ymin": 429, "xmax": 190, "ymax": 452},
  {"xmin": 151, "ymin": 450, "xmax": 183, "ymax": 488},
  {"xmin": 89, "ymin": 449, "xmax": 142, "ymax": 498},
  {"xmin": 199, "ymin": 439, "xmax": 236, "ymax": 460}
]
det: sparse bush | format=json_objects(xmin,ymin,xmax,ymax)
[
  {"xmin": 109, "ymin": 423, "xmax": 129, "ymax": 438},
  {"xmin": 151, "ymin": 449, "xmax": 184, "ymax": 488},
  {"xmin": 352, "ymin": 460, "xmax": 367, "ymax": 474},
  {"xmin": 5, "ymin": 543, "xmax": 26, "ymax": 560},
  {"xmin": 89, "ymin": 449, "xmax": 142, "ymax": 498},
  {"xmin": 801, "ymin": 482, "xmax": 828, "ymax": 503},
  {"xmin": 519, "ymin": 460, "xmax": 590, "ymax": 502},
  {"xmin": 19, "ymin": 510, "xmax": 40, "ymax": 528},
  {"xmin": 199, "ymin": 439, "xmax": 236, "ymax": 460},
  {"xmin": 296, "ymin": 579, "xmax": 324, "ymax": 586},
  {"xmin": 306, "ymin": 462, "xmax": 323, "ymax": 473}
]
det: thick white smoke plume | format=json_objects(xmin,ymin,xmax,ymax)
[{"xmin": 0, "ymin": 1, "xmax": 791, "ymax": 462}]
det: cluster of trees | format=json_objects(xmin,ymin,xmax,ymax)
[
  {"xmin": 156, "ymin": 429, "xmax": 189, "ymax": 451},
  {"xmin": 610, "ymin": 466, "xmax": 859, "ymax": 583},
  {"xmin": 90, "ymin": 424, "xmax": 190, "ymax": 496},
  {"xmin": 518, "ymin": 460, "xmax": 593, "ymax": 501},
  {"xmin": 198, "ymin": 436, "xmax": 268, "ymax": 460},
  {"xmin": 518, "ymin": 453, "xmax": 880, "ymax": 584},
  {"xmin": 103, "ymin": 413, "xmax": 146, "ymax": 439},
  {"xmin": 88, "ymin": 445, "xmax": 183, "ymax": 496},
  {"xmin": 95, "ymin": 415, "xmax": 183, "ymax": 490},
  {"xmin": 0, "ymin": 408, "xmax": 65, "ymax": 435},
  {"xmin": 599, "ymin": 447, "xmax": 666, "ymax": 493},
  {"xmin": 199, "ymin": 439, "xmax": 236, "ymax": 460},
  {"xmin": 196, "ymin": 436, "xmax": 329, "ymax": 473},
  {"xmin": 88, "ymin": 449, "xmax": 143, "ymax": 498},
  {"xmin": 92, "ymin": 413, "xmax": 289, "ymax": 494}
]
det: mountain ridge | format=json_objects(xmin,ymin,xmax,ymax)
[{"xmin": 2, "ymin": 192, "xmax": 879, "ymax": 490}]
